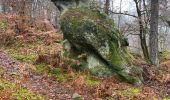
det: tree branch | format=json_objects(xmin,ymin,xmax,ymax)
[{"xmin": 109, "ymin": 10, "xmax": 138, "ymax": 18}]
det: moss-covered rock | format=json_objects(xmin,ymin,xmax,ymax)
[{"xmin": 60, "ymin": 7, "xmax": 142, "ymax": 85}]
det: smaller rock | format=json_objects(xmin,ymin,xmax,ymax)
[{"xmin": 72, "ymin": 93, "xmax": 83, "ymax": 100}]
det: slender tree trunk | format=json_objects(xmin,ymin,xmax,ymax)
[
  {"xmin": 134, "ymin": 0, "xmax": 150, "ymax": 61},
  {"xmin": 75, "ymin": 0, "xmax": 80, "ymax": 7},
  {"xmin": 149, "ymin": 0, "xmax": 159, "ymax": 66},
  {"xmin": 118, "ymin": 0, "xmax": 122, "ymax": 30},
  {"xmin": 104, "ymin": 0, "xmax": 110, "ymax": 15}
]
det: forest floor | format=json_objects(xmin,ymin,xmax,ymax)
[{"xmin": 0, "ymin": 14, "xmax": 170, "ymax": 100}]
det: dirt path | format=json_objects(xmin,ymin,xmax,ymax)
[{"xmin": 0, "ymin": 49, "xmax": 73, "ymax": 100}]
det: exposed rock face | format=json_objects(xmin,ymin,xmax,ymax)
[{"xmin": 60, "ymin": 7, "xmax": 142, "ymax": 85}]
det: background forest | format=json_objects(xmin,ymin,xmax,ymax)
[{"xmin": 0, "ymin": 0, "xmax": 169, "ymax": 99}]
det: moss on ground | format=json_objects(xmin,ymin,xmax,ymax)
[
  {"xmin": 33, "ymin": 63, "xmax": 49, "ymax": 75},
  {"xmin": 163, "ymin": 98, "xmax": 170, "ymax": 100},
  {"xmin": 11, "ymin": 53, "xmax": 38, "ymax": 63},
  {"xmin": 160, "ymin": 51, "xmax": 170, "ymax": 59},
  {"xmin": 4, "ymin": 41, "xmax": 39, "ymax": 63},
  {"xmin": 0, "ymin": 78, "xmax": 45, "ymax": 100},
  {"xmin": 0, "ymin": 67, "xmax": 5, "ymax": 77},
  {"xmin": 0, "ymin": 19, "xmax": 8, "ymax": 30},
  {"xmin": 48, "ymin": 68, "xmax": 68, "ymax": 83},
  {"xmin": 3, "ymin": 34, "xmax": 69, "ymax": 84},
  {"xmin": 121, "ymin": 87, "xmax": 141, "ymax": 98},
  {"xmin": 86, "ymin": 77, "xmax": 101, "ymax": 87},
  {"xmin": 33, "ymin": 64, "xmax": 68, "ymax": 83}
]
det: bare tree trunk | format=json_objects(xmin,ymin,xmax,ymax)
[
  {"xmin": 75, "ymin": 0, "xmax": 80, "ymax": 7},
  {"xmin": 104, "ymin": 0, "xmax": 110, "ymax": 15},
  {"xmin": 19, "ymin": 0, "xmax": 26, "ymax": 16},
  {"xmin": 118, "ymin": 0, "xmax": 122, "ymax": 30},
  {"xmin": 149, "ymin": 0, "xmax": 159, "ymax": 66},
  {"xmin": 134, "ymin": 0, "xmax": 150, "ymax": 61}
]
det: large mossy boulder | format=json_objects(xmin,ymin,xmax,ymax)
[{"xmin": 60, "ymin": 7, "xmax": 142, "ymax": 85}]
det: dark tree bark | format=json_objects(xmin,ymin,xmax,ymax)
[
  {"xmin": 75, "ymin": 0, "xmax": 80, "ymax": 7},
  {"xmin": 104, "ymin": 0, "xmax": 110, "ymax": 15},
  {"xmin": 149, "ymin": 0, "xmax": 159, "ymax": 66},
  {"xmin": 134, "ymin": 0, "xmax": 150, "ymax": 61}
]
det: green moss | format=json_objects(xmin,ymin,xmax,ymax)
[
  {"xmin": 4, "ymin": 42, "xmax": 39, "ymax": 63},
  {"xmin": 37, "ymin": 28, "xmax": 45, "ymax": 33},
  {"xmin": 122, "ymin": 49, "xmax": 135, "ymax": 65},
  {"xmin": 11, "ymin": 54, "xmax": 38, "ymax": 63},
  {"xmin": 0, "ymin": 79, "xmax": 44, "ymax": 99},
  {"xmin": 33, "ymin": 65, "xmax": 67, "ymax": 83},
  {"xmin": 48, "ymin": 68, "xmax": 68, "ymax": 83},
  {"xmin": 117, "ymin": 71, "xmax": 141, "ymax": 85},
  {"xmin": 90, "ymin": 66, "xmax": 112, "ymax": 77},
  {"xmin": 0, "ymin": 19, "xmax": 8, "ymax": 30},
  {"xmin": 49, "ymin": 68, "xmax": 67, "ymax": 83},
  {"xmin": 13, "ymin": 87, "xmax": 45, "ymax": 100},
  {"xmin": 0, "ymin": 79, "xmax": 16, "ymax": 89},
  {"xmin": 121, "ymin": 88, "xmax": 141, "ymax": 98},
  {"xmin": 34, "ymin": 63, "xmax": 49, "ymax": 75},
  {"xmin": 163, "ymin": 98, "xmax": 170, "ymax": 100},
  {"xmin": 50, "ymin": 68, "xmax": 62, "ymax": 75},
  {"xmin": 109, "ymin": 42, "xmax": 124, "ymax": 67},
  {"xmin": 61, "ymin": 7, "xmax": 122, "ymax": 67},
  {"xmin": 72, "ymin": 73, "xmax": 101, "ymax": 87},
  {"xmin": 0, "ymin": 67, "xmax": 5, "ymax": 77},
  {"xmin": 33, "ymin": 66, "xmax": 68, "ymax": 83},
  {"xmin": 11, "ymin": 71, "xmax": 20, "ymax": 79},
  {"xmin": 86, "ymin": 78, "xmax": 101, "ymax": 87},
  {"xmin": 160, "ymin": 51, "xmax": 170, "ymax": 58},
  {"xmin": 60, "ymin": 7, "xmax": 118, "ymax": 39}
]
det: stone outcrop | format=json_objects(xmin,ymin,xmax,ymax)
[{"xmin": 60, "ymin": 7, "xmax": 142, "ymax": 85}]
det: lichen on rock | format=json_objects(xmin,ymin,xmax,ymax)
[{"xmin": 60, "ymin": 7, "xmax": 142, "ymax": 85}]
